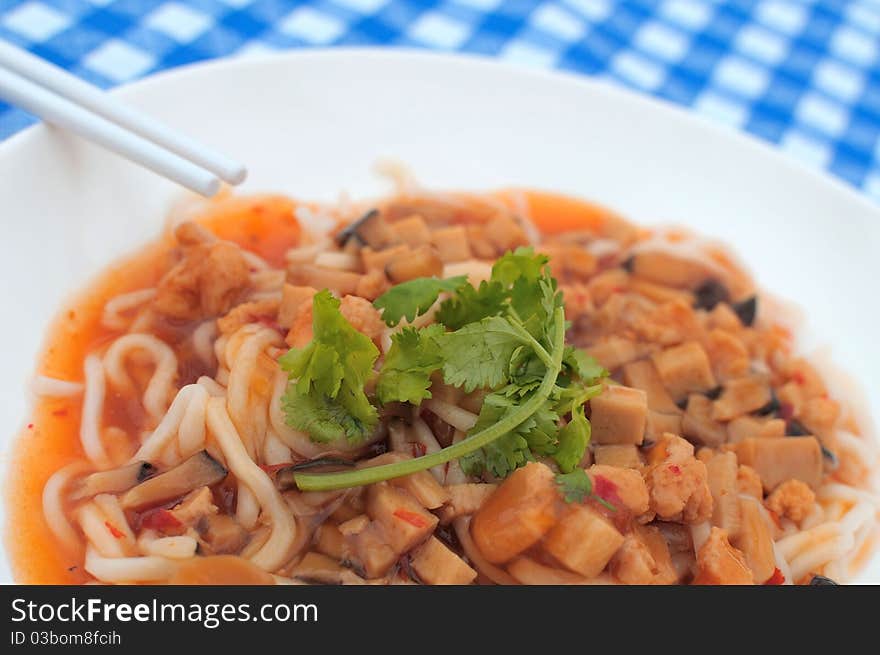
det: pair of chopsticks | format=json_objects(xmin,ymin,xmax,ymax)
[{"xmin": 0, "ymin": 40, "xmax": 246, "ymax": 196}]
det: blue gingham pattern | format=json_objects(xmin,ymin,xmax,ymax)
[{"xmin": 2, "ymin": 0, "xmax": 880, "ymax": 201}]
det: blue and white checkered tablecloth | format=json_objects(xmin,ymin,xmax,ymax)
[{"xmin": 2, "ymin": 0, "xmax": 880, "ymax": 201}]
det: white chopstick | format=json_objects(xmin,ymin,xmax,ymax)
[{"xmin": 0, "ymin": 41, "xmax": 246, "ymax": 196}]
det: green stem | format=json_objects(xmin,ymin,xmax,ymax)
[
  {"xmin": 506, "ymin": 317, "xmax": 553, "ymax": 368},
  {"xmin": 294, "ymin": 307, "xmax": 567, "ymax": 492}
]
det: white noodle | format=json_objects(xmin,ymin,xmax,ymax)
[
  {"xmin": 197, "ymin": 375, "xmax": 226, "ymax": 397},
  {"xmin": 226, "ymin": 326, "xmax": 279, "ymax": 459},
  {"xmin": 236, "ymin": 483, "xmax": 260, "ymax": 530},
  {"xmin": 80, "ymin": 354, "xmax": 110, "ymax": 469},
  {"xmin": 101, "ymin": 289, "xmax": 156, "ymax": 330},
  {"xmin": 85, "ymin": 545, "xmax": 178, "ymax": 583},
  {"xmin": 262, "ymin": 430, "xmax": 293, "ymax": 466},
  {"xmin": 76, "ymin": 502, "xmax": 129, "ymax": 558},
  {"xmin": 30, "ymin": 375, "xmax": 83, "ymax": 398},
  {"xmin": 410, "ymin": 417, "xmax": 445, "ymax": 482},
  {"xmin": 206, "ymin": 397, "xmax": 297, "ymax": 571},
  {"xmin": 789, "ymin": 533, "xmax": 855, "ymax": 582},
  {"xmin": 191, "ymin": 321, "xmax": 218, "ymax": 368},
  {"xmin": 103, "ymin": 333, "xmax": 177, "ymax": 425},
  {"xmin": 42, "ymin": 461, "xmax": 91, "ymax": 552},
  {"xmin": 422, "ymin": 398, "xmax": 478, "ymax": 433},
  {"xmin": 132, "ymin": 384, "xmax": 207, "ymax": 463},
  {"xmin": 777, "ymin": 522, "xmax": 840, "ymax": 561},
  {"xmin": 142, "ymin": 536, "xmax": 198, "ymax": 560},
  {"xmin": 92, "ymin": 494, "xmax": 136, "ymax": 551}
]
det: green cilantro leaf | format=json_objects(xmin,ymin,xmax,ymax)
[
  {"xmin": 563, "ymin": 346, "xmax": 608, "ymax": 383},
  {"xmin": 438, "ymin": 316, "xmax": 528, "ymax": 393},
  {"xmin": 459, "ymin": 394, "xmax": 532, "ymax": 478},
  {"xmin": 376, "ymin": 325, "xmax": 445, "ymax": 405},
  {"xmin": 553, "ymin": 402, "xmax": 591, "ymax": 473},
  {"xmin": 491, "ymin": 247, "xmax": 548, "ymax": 286},
  {"xmin": 374, "ymin": 276, "xmax": 468, "ymax": 327},
  {"xmin": 436, "ymin": 279, "xmax": 508, "ymax": 329},
  {"xmin": 555, "ymin": 469, "xmax": 592, "ymax": 503},
  {"xmin": 279, "ymin": 290, "xmax": 379, "ymax": 443}
]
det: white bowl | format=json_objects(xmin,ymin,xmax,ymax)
[{"xmin": 1, "ymin": 49, "xmax": 877, "ymax": 584}]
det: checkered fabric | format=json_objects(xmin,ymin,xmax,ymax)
[{"xmin": 2, "ymin": 0, "xmax": 880, "ymax": 201}]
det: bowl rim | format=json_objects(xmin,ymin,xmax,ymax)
[{"xmin": 1, "ymin": 47, "xmax": 878, "ymax": 217}]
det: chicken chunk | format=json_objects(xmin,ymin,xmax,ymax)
[
  {"xmin": 611, "ymin": 525, "xmax": 677, "ymax": 584},
  {"xmin": 692, "ymin": 527, "xmax": 753, "ymax": 585},
  {"xmin": 645, "ymin": 434, "xmax": 713, "ymax": 524},
  {"xmin": 736, "ymin": 465, "xmax": 763, "ymax": 499},
  {"xmin": 217, "ymin": 298, "xmax": 281, "ymax": 336},
  {"xmin": 155, "ymin": 240, "xmax": 250, "ymax": 320},
  {"xmin": 587, "ymin": 464, "xmax": 650, "ymax": 516},
  {"xmin": 765, "ymin": 479, "xmax": 816, "ymax": 523}
]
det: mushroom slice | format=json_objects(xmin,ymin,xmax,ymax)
[
  {"xmin": 70, "ymin": 461, "xmax": 157, "ymax": 501},
  {"xmin": 121, "ymin": 451, "xmax": 227, "ymax": 510}
]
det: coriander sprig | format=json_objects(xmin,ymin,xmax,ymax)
[{"xmin": 293, "ymin": 307, "xmax": 566, "ymax": 491}]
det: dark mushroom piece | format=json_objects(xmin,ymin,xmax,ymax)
[
  {"xmin": 275, "ymin": 458, "xmax": 355, "ymax": 491},
  {"xmin": 809, "ymin": 575, "xmax": 838, "ymax": 585},
  {"xmin": 335, "ymin": 209, "xmax": 391, "ymax": 248},
  {"xmin": 755, "ymin": 389, "xmax": 780, "ymax": 416},
  {"xmin": 786, "ymin": 419, "xmax": 810, "ymax": 436},
  {"xmin": 693, "ymin": 280, "xmax": 730, "ymax": 311},
  {"xmin": 70, "ymin": 461, "xmax": 157, "ymax": 501},
  {"xmin": 120, "ymin": 451, "xmax": 227, "ymax": 510},
  {"xmin": 704, "ymin": 385, "xmax": 723, "ymax": 400},
  {"xmin": 733, "ymin": 296, "xmax": 758, "ymax": 327}
]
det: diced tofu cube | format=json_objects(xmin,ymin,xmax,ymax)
[
  {"xmin": 361, "ymin": 244, "xmax": 410, "ymax": 274},
  {"xmin": 587, "ymin": 337, "xmax": 639, "ymax": 371},
  {"xmin": 705, "ymin": 451, "xmax": 740, "ymax": 538},
  {"xmin": 646, "ymin": 411, "xmax": 682, "ymax": 441},
  {"xmin": 410, "ymin": 537, "xmax": 477, "ymax": 585},
  {"xmin": 485, "ymin": 214, "xmax": 528, "ymax": 252},
  {"xmin": 277, "ymin": 284, "xmax": 317, "ymax": 329},
  {"xmin": 389, "ymin": 469, "xmax": 450, "ymax": 510},
  {"xmin": 366, "ymin": 483, "xmax": 438, "ymax": 554},
  {"xmin": 431, "ymin": 226, "xmax": 472, "ymax": 262},
  {"xmin": 630, "ymin": 251, "xmax": 714, "ymax": 289},
  {"xmin": 622, "ymin": 359, "xmax": 680, "ymax": 413},
  {"xmin": 590, "ymin": 385, "xmax": 648, "ymax": 445},
  {"xmin": 704, "ymin": 329, "xmax": 750, "ymax": 382},
  {"xmin": 727, "ymin": 416, "xmax": 786, "ymax": 443},
  {"xmin": 314, "ymin": 523, "xmax": 347, "ymax": 560},
  {"xmin": 588, "ymin": 268, "xmax": 629, "ymax": 306},
  {"xmin": 711, "ymin": 376, "xmax": 772, "ymax": 421},
  {"xmin": 288, "ymin": 264, "xmax": 361, "ymax": 296},
  {"xmin": 732, "ymin": 496, "xmax": 776, "ymax": 583},
  {"xmin": 732, "ymin": 437, "xmax": 823, "ymax": 492},
  {"xmin": 543, "ymin": 505, "xmax": 624, "ymax": 578},
  {"xmin": 439, "ymin": 483, "xmax": 497, "ymax": 524},
  {"xmin": 652, "ymin": 341, "xmax": 717, "ymax": 400},
  {"xmin": 392, "ymin": 215, "xmax": 431, "ymax": 247},
  {"xmin": 682, "ymin": 394, "xmax": 727, "ymax": 447},
  {"xmin": 352, "ymin": 524, "xmax": 399, "ymax": 579},
  {"xmin": 593, "ymin": 445, "xmax": 642, "ymax": 469},
  {"xmin": 385, "ymin": 245, "xmax": 443, "ymax": 283},
  {"xmin": 471, "ymin": 462, "xmax": 559, "ymax": 564}
]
